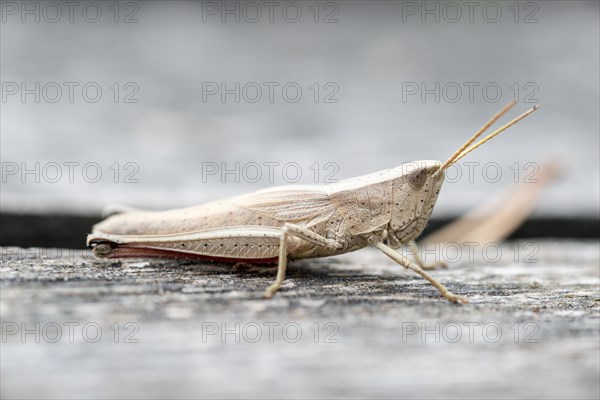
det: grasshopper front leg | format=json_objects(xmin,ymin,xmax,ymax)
[
  {"xmin": 264, "ymin": 223, "xmax": 343, "ymax": 298},
  {"xmin": 373, "ymin": 239, "xmax": 467, "ymax": 304},
  {"xmin": 407, "ymin": 240, "xmax": 448, "ymax": 271}
]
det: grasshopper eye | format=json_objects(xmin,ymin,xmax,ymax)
[{"xmin": 407, "ymin": 170, "xmax": 427, "ymax": 190}]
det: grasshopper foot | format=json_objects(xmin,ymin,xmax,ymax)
[
  {"xmin": 444, "ymin": 291, "xmax": 469, "ymax": 304},
  {"xmin": 263, "ymin": 284, "xmax": 281, "ymax": 299}
]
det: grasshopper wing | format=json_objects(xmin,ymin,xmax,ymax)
[{"xmin": 234, "ymin": 186, "xmax": 337, "ymax": 226}]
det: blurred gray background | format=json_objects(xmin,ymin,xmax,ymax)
[
  {"xmin": 1, "ymin": 3, "xmax": 599, "ymax": 400},
  {"xmin": 1, "ymin": 0, "xmax": 599, "ymax": 218}
]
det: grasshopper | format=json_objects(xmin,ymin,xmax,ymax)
[{"xmin": 87, "ymin": 101, "xmax": 539, "ymax": 303}]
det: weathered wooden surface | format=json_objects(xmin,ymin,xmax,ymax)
[{"xmin": 1, "ymin": 240, "xmax": 599, "ymax": 399}]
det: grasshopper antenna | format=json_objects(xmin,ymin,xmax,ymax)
[
  {"xmin": 439, "ymin": 100, "xmax": 517, "ymax": 172},
  {"xmin": 452, "ymin": 104, "xmax": 540, "ymax": 164}
]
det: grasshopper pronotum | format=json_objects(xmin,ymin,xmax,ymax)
[{"xmin": 87, "ymin": 101, "xmax": 539, "ymax": 303}]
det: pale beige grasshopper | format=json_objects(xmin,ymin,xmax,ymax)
[{"xmin": 87, "ymin": 101, "xmax": 539, "ymax": 303}]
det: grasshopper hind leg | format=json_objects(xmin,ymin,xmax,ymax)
[{"xmin": 264, "ymin": 223, "xmax": 343, "ymax": 298}]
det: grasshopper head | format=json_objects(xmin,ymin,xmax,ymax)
[
  {"xmin": 386, "ymin": 161, "xmax": 445, "ymax": 247},
  {"xmin": 408, "ymin": 160, "xmax": 446, "ymax": 210},
  {"xmin": 386, "ymin": 101, "xmax": 540, "ymax": 248}
]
